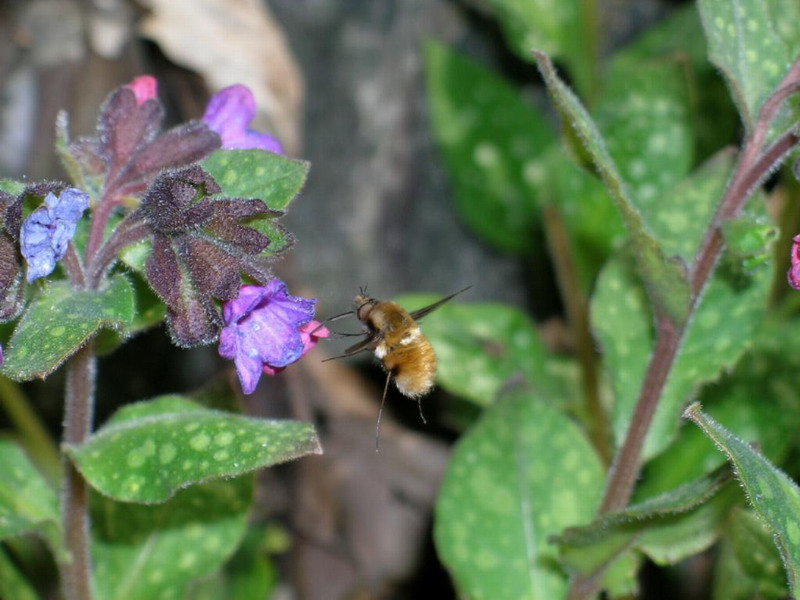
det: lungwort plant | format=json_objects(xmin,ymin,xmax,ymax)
[
  {"xmin": 0, "ymin": 77, "xmax": 326, "ymax": 599},
  {"xmin": 421, "ymin": 1, "xmax": 800, "ymax": 598}
]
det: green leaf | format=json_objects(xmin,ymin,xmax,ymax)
[
  {"xmin": 92, "ymin": 475, "xmax": 253, "ymax": 600},
  {"xmin": 721, "ymin": 506, "xmax": 789, "ymax": 597},
  {"xmin": 598, "ymin": 56, "xmax": 694, "ymax": 205},
  {"xmin": 685, "ymin": 403, "xmax": 800, "ymax": 594},
  {"xmin": 2, "ymin": 275, "xmax": 135, "ymax": 381},
  {"xmin": 478, "ymin": 0, "xmax": 593, "ymax": 96},
  {"xmin": 0, "ymin": 179, "xmax": 25, "ymax": 197},
  {"xmin": 543, "ymin": 150, "xmax": 624, "ymax": 286},
  {"xmin": 0, "ymin": 547, "xmax": 39, "ymax": 600},
  {"xmin": 637, "ymin": 317, "xmax": 800, "ymax": 499},
  {"xmin": 534, "ymin": 51, "xmax": 690, "ymax": 325},
  {"xmin": 397, "ymin": 296, "xmax": 577, "ymax": 407},
  {"xmin": 203, "ymin": 149, "xmax": 309, "ymax": 211},
  {"xmin": 555, "ymin": 468, "xmax": 737, "ymax": 581},
  {"xmin": 593, "ymin": 252, "xmax": 772, "ymax": 461},
  {"xmin": 698, "ymin": 0, "xmax": 794, "ymax": 134},
  {"xmin": 434, "ymin": 388, "xmax": 605, "ymax": 599},
  {"xmin": 0, "ymin": 440, "xmax": 64, "ymax": 562},
  {"xmin": 424, "ymin": 41, "xmax": 557, "ymax": 253},
  {"xmin": 66, "ymin": 395, "xmax": 321, "ymax": 503}
]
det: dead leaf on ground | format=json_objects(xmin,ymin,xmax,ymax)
[{"xmin": 139, "ymin": 0, "xmax": 303, "ymax": 155}]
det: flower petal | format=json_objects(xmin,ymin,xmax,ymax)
[
  {"xmin": 202, "ymin": 84, "xmax": 283, "ymax": 154},
  {"xmin": 21, "ymin": 188, "xmax": 90, "ymax": 283}
]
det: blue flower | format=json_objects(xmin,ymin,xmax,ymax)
[
  {"xmin": 218, "ymin": 280, "xmax": 326, "ymax": 394},
  {"xmin": 202, "ymin": 85, "xmax": 284, "ymax": 154},
  {"xmin": 21, "ymin": 188, "xmax": 90, "ymax": 283}
]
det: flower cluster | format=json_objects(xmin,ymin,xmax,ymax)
[{"xmin": 0, "ymin": 76, "xmax": 320, "ymax": 395}]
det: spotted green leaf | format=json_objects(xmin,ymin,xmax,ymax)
[
  {"xmin": 598, "ymin": 56, "xmax": 693, "ymax": 205},
  {"xmin": 0, "ymin": 440, "xmax": 64, "ymax": 562},
  {"xmin": 556, "ymin": 468, "xmax": 738, "ymax": 583},
  {"xmin": 397, "ymin": 296, "xmax": 577, "ymax": 407},
  {"xmin": 92, "ymin": 475, "xmax": 252, "ymax": 600},
  {"xmin": 66, "ymin": 395, "xmax": 321, "ymax": 503},
  {"xmin": 1, "ymin": 275, "xmax": 135, "ymax": 381},
  {"xmin": 0, "ymin": 547, "xmax": 39, "ymax": 600},
  {"xmin": 425, "ymin": 40, "xmax": 557, "ymax": 253},
  {"xmin": 203, "ymin": 149, "xmax": 308, "ymax": 211},
  {"xmin": 716, "ymin": 506, "xmax": 789, "ymax": 598},
  {"xmin": 477, "ymin": 0, "xmax": 594, "ymax": 96},
  {"xmin": 698, "ymin": 0, "xmax": 795, "ymax": 134},
  {"xmin": 637, "ymin": 317, "xmax": 800, "ymax": 500},
  {"xmin": 434, "ymin": 388, "xmax": 605, "ymax": 599},
  {"xmin": 591, "ymin": 153, "xmax": 772, "ymax": 460},
  {"xmin": 593, "ymin": 251, "xmax": 771, "ymax": 461},
  {"xmin": 685, "ymin": 403, "xmax": 800, "ymax": 593},
  {"xmin": 535, "ymin": 51, "xmax": 690, "ymax": 325}
]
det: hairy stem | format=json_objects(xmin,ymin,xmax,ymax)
[
  {"xmin": 86, "ymin": 215, "xmax": 149, "ymax": 288},
  {"xmin": 60, "ymin": 340, "xmax": 96, "ymax": 600}
]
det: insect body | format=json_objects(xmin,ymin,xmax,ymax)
[{"xmin": 325, "ymin": 287, "xmax": 470, "ymax": 449}]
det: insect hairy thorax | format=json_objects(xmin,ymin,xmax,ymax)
[{"xmin": 354, "ymin": 295, "xmax": 437, "ymax": 398}]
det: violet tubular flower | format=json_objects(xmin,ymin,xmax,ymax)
[
  {"xmin": 219, "ymin": 280, "xmax": 328, "ymax": 394},
  {"xmin": 21, "ymin": 188, "xmax": 90, "ymax": 283},
  {"xmin": 203, "ymin": 85, "xmax": 284, "ymax": 154}
]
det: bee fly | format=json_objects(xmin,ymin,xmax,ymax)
[{"xmin": 322, "ymin": 287, "xmax": 470, "ymax": 450}]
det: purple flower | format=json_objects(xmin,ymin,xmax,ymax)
[
  {"xmin": 789, "ymin": 235, "xmax": 800, "ymax": 290},
  {"xmin": 219, "ymin": 280, "xmax": 326, "ymax": 394},
  {"xmin": 202, "ymin": 85, "xmax": 284, "ymax": 154},
  {"xmin": 21, "ymin": 188, "xmax": 90, "ymax": 283}
]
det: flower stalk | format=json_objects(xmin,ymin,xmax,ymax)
[{"xmin": 60, "ymin": 339, "xmax": 96, "ymax": 600}]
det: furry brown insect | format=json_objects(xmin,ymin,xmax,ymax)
[{"xmin": 324, "ymin": 287, "xmax": 470, "ymax": 449}]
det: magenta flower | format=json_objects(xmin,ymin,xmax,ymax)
[
  {"xmin": 21, "ymin": 188, "xmax": 90, "ymax": 283},
  {"xmin": 202, "ymin": 85, "xmax": 284, "ymax": 154},
  {"xmin": 219, "ymin": 280, "xmax": 327, "ymax": 394},
  {"xmin": 789, "ymin": 235, "xmax": 800, "ymax": 290},
  {"xmin": 126, "ymin": 75, "xmax": 158, "ymax": 106}
]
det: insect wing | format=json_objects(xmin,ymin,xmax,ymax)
[{"xmin": 409, "ymin": 286, "xmax": 471, "ymax": 320}]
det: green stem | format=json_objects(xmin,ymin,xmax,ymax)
[
  {"xmin": 542, "ymin": 205, "xmax": 612, "ymax": 465},
  {"xmin": 60, "ymin": 339, "xmax": 96, "ymax": 600},
  {"xmin": 0, "ymin": 377, "xmax": 61, "ymax": 486}
]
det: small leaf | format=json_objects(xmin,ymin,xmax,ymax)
[
  {"xmin": 1, "ymin": 275, "xmax": 135, "ymax": 380},
  {"xmin": 424, "ymin": 41, "xmax": 557, "ymax": 253},
  {"xmin": 0, "ymin": 179, "xmax": 25, "ymax": 197},
  {"xmin": 203, "ymin": 149, "xmax": 309, "ymax": 211},
  {"xmin": 397, "ymin": 296, "xmax": 577, "ymax": 406},
  {"xmin": 534, "ymin": 51, "xmax": 690, "ymax": 325},
  {"xmin": 698, "ymin": 0, "xmax": 794, "ymax": 134},
  {"xmin": 67, "ymin": 395, "xmax": 321, "ymax": 503},
  {"xmin": 434, "ymin": 388, "xmax": 605, "ymax": 599},
  {"xmin": 555, "ymin": 467, "xmax": 737, "ymax": 580},
  {"xmin": 685, "ymin": 403, "xmax": 800, "ymax": 593},
  {"xmin": 0, "ymin": 440, "xmax": 64, "ymax": 562}
]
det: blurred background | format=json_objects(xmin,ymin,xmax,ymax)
[{"xmin": 0, "ymin": 0, "xmax": 714, "ymax": 598}]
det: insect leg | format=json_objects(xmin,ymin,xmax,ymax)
[{"xmin": 375, "ymin": 371, "xmax": 392, "ymax": 453}]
